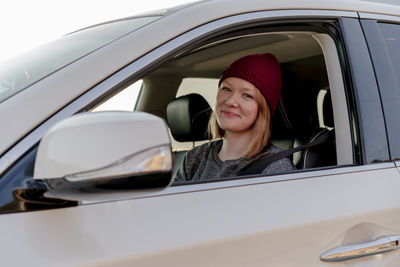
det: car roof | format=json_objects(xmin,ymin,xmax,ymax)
[
  {"xmin": 166, "ymin": 0, "xmax": 400, "ymax": 18},
  {"xmin": 78, "ymin": 0, "xmax": 400, "ymax": 33}
]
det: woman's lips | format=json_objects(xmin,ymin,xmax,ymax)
[{"xmin": 222, "ymin": 110, "xmax": 240, "ymax": 118}]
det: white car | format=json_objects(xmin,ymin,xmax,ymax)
[{"xmin": 1, "ymin": 0, "xmax": 400, "ymax": 266}]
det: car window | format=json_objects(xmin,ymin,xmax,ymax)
[
  {"xmin": 377, "ymin": 23, "xmax": 400, "ymax": 92},
  {"xmin": 0, "ymin": 16, "xmax": 159, "ymax": 104},
  {"xmin": 363, "ymin": 21, "xmax": 400, "ymax": 160},
  {"xmin": 129, "ymin": 29, "xmax": 354, "ymax": 179},
  {"xmin": 86, "ymin": 20, "xmax": 355, "ymax": 183},
  {"xmin": 92, "ymin": 80, "xmax": 142, "ymax": 112}
]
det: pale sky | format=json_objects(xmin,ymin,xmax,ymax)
[
  {"xmin": 0, "ymin": 0, "xmax": 195, "ymax": 63},
  {"xmin": 1, "ymin": 0, "xmax": 397, "ymax": 64}
]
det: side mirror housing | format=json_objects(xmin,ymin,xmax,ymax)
[{"xmin": 33, "ymin": 111, "xmax": 173, "ymax": 201}]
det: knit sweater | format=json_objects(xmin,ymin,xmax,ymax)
[{"xmin": 174, "ymin": 139, "xmax": 295, "ymax": 182}]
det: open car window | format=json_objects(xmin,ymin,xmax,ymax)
[{"xmin": 91, "ymin": 23, "xmax": 355, "ymax": 182}]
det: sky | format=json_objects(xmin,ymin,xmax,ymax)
[
  {"xmin": 0, "ymin": 0, "xmax": 196, "ymax": 63},
  {"xmin": 1, "ymin": 0, "xmax": 398, "ymax": 64}
]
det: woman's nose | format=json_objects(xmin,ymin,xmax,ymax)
[{"xmin": 225, "ymin": 92, "xmax": 240, "ymax": 107}]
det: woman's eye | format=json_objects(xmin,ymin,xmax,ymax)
[
  {"xmin": 243, "ymin": 93, "xmax": 253, "ymax": 99},
  {"xmin": 221, "ymin": 87, "xmax": 231, "ymax": 92}
]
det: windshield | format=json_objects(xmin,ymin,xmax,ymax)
[{"xmin": 0, "ymin": 16, "xmax": 160, "ymax": 103}]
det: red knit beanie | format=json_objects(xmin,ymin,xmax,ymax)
[{"xmin": 218, "ymin": 53, "xmax": 282, "ymax": 115}]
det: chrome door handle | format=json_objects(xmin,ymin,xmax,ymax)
[{"xmin": 320, "ymin": 235, "xmax": 400, "ymax": 262}]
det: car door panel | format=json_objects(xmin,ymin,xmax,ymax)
[{"xmin": 1, "ymin": 163, "xmax": 399, "ymax": 266}]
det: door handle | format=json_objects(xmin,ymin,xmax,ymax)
[{"xmin": 320, "ymin": 235, "xmax": 400, "ymax": 262}]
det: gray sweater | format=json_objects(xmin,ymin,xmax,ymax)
[{"xmin": 174, "ymin": 140, "xmax": 296, "ymax": 182}]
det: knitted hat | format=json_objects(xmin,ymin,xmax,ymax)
[{"xmin": 218, "ymin": 53, "xmax": 282, "ymax": 115}]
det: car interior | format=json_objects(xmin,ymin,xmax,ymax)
[{"xmin": 94, "ymin": 26, "xmax": 355, "ymax": 182}]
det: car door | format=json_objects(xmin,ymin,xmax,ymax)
[{"xmin": 1, "ymin": 8, "xmax": 400, "ymax": 267}]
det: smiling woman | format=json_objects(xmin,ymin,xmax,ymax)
[
  {"xmin": 173, "ymin": 53, "xmax": 296, "ymax": 182},
  {"xmin": 216, "ymin": 77, "xmax": 260, "ymax": 139}
]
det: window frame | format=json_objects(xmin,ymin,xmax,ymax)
[{"xmin": 164, "ymin": 30, "xmax": 353, "ymax": 165}]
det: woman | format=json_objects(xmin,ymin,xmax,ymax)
[{"xmin": 174, "ymin": 53, "xmax": 295, "ymax": 182}]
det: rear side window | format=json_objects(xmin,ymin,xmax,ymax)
[
  {"xmin": 378, "ymin": 23, "xmax": 400, "ymax": 92},
  {"xmin": 368, "ymin": 21, "xmax": 400, "ymax": 159}
]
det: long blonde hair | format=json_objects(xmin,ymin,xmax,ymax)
[{"xmin": 208, "ymin": 88, "xmax": 271, "ymax": 159}]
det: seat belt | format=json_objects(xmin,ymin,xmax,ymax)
[{"xmin": 238, "ymin": 129, "xmax": 333, "ymax": 176}]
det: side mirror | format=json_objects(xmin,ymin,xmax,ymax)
[{"xmin": 33, "ymin": 111, "xmax": 173, "ymax": 201}]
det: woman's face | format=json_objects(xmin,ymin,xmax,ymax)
[{"xmin": 216, "ymin": 77, "xmax": 259, "ymax": 135}]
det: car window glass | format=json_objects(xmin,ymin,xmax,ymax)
[
  {"xmin": 0, "ymin": 16, "xmax": 159, "ymax": 104},
  {"xmin": 93, "ymin": 80, "xmax": 142, "ymax": 112},
  {"xmin": 377, "ymin": 22, "xmax": 400, "ymax": 93}
]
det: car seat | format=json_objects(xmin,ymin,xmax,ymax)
[
  {"xmin": 298, "ymin": 88, "xmax": 336, "ymax": 169},
  {"xmin": 166, "ymin": 93, "xmax": 212, "ymax": 176},
  {"xmin": 270, "ymin": 96, "xmax": 304, "ymax": 166}
]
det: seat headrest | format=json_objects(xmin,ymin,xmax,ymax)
[{"xmin": 166, "ymin": 93, "xmax": 212, "ymax": 142}]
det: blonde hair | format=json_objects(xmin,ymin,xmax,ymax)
[{"xmin": 208, "ymin": 88, "xmax": 271, "ymax": 159}]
